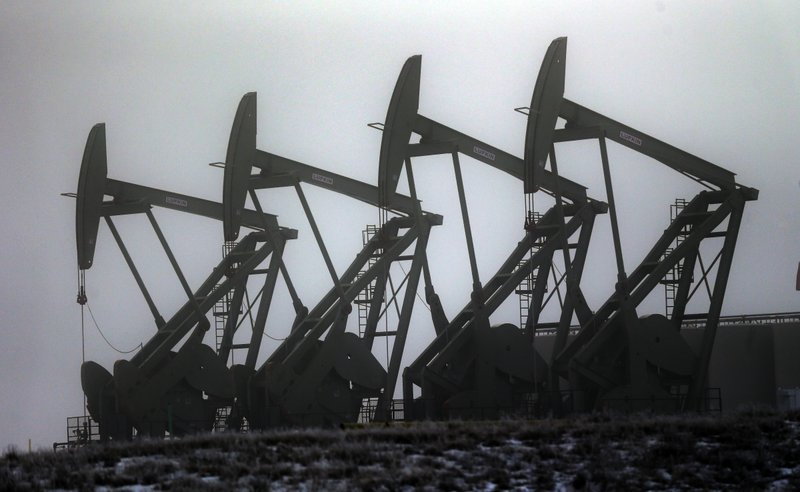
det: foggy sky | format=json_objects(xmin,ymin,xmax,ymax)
[{"xmin": 1, "ymin": 1, "xmax": 798, "ymax": 450}]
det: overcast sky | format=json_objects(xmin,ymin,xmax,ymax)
[{"xmin": 1, "ymin": 1, "xmax": 798, "ymax": 450}]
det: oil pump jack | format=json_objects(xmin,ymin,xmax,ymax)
[
  {"xmin": 73, "ymin": 123, "xmax": 297, "ymax": 439},
  {"xmin": 378, "ymin": 54, "xmax": 608, "ymax": 420},
  {"xmin": 69, "ymin": 36, "xmax": 759, "ymax": 440},
  {"xmin": 528, "ymin": 37, "xmax": 759, "ymax": 412},
  {"xmin": 219, "ymin": 93, "xmax": 445, "ymax": 428}
]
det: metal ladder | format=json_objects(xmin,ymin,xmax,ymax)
[
  {"xmin": 518, "ymin": 210, "xmax": 543, "ymax": 329},
  {"xmin": 213, "ymin": 241, "xmax": 242, "ymax": 432},
  {"xmin": 214, "ymin": 241, "xmax": 239, "ymax": 356},
  {"xmin": 356, "ymin": 224, "xmax": 382, "ymax": 338},
  {"xmin": 663, "ymin": 199, "xmax": 689, "ymax": 318}
]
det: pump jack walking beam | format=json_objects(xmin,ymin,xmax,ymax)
[
  {"xmin": 218, "ymin": 93, "xmax": 444, "ymax": 428},
  {"xmin": 526, "ymin": 37, "xmax": 758, "ymax": 412},
  {"xmin": 73, "ymin": 123, "xmax": 297, "ymax": 439}
]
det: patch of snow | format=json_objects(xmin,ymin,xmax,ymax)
[
  {"xmin": 115, "ymin": 456, "xmax": 136, "ymax": 474},
  {"xmin": 767, "ymin": 478, "xmax": 789, "ymax": 491},
  {"xmin": 777, "ymin": 466, "xmax": 800, "ymax": 477},
  {"xmin": 695, "ymin": 439, "xmax": 719, "ymax": 450},
  {"xmin": 443, "ymin": 448, "xmax": 471, "ymax": 460},
  {"xmin": 309, "ymin": 458, "xmax": 332, "ymax": 470},
  {"xmin": 558, "ymin": 436, "xmax": 576, "ymax": 453}
]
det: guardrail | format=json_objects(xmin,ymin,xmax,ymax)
[{"xmin": 532, "ymin": 312, "xmax": 800, "ymax": 336}]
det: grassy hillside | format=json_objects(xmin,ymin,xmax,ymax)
[{"xmin": 3, "ymin": 409, "xmax": 799, "ymax": 490}]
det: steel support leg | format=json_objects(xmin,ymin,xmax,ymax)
[
  {"xmin": 451, "ymin": 152, "xmax": 483, "ymax": 298},
  {"xmin": 687, "ymin": 200, "xmax": 744, "ymax": 409},
  {"xmin": 247, "ymin": 188, "xmax": 306, "ymax": 315},
  {"xmin": 244, "ymin": 239, "xmax": 285, "ymax": 369},
  {"xmin": 405, "ymin": 158, "xmax": 448, "ymax": 335},
  {"xmin": 598, "ymin": 136, "xmax": 628, "ymax": 285},
  {"xmin": 145, "ymin": 210, "xmax": 206, "ymax": 325},
  {"xmin": 104, "ymin": 216, "xmax": 165, "ymax": 329},
  {"xmin": 294, "ymin": 182, "xmax": 347, "ymax": 302},
  {"xmin": 374, "ymin": 227, "xmax": 429, "ymax": 422}
]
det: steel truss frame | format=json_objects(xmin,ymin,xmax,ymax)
[
  {"xmin": 219, "ymin": 93, "xmax": 444, "ymax": 428},
  {"xmin": 373, "ymin": 54, "xmax": 608, "ymax": 420},
  {"xmin": 73, "ymin": 124, "xmax": 297, "ymax": 439},
  {"xmin": 526, "ymin": 38, "xmax": 759, "ymax": 412},
  {"xmin": 69, "ymin": 34, "xmax": 760, "ymax": 438}
]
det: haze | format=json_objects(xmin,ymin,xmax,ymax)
[{"xmin": 1, "ymin": 1, "xmax": 798, "ymax": 450}]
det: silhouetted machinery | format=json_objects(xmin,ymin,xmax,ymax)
[
  {"xmin": 219, "ymin": 93, "xmax": 445, "ymax": 428},
  {"xmin": 74, "ymin": 124, "xmax": 297, "ymax": 439},
  {"xmin": 67, "ymin": 36, "xmax": 757, "ymax": 440},
  {"xmin": 73, "ymin": 90, "xmax": 446, "ymax": 438},
  {"xmin": 524, "ymin": 38, "xmax": 758, "ymax": 412},
  {"xmin": 404, "ymin": 38, "xmax": 756, "ymax": 418},
  {"xmin": 377, "ymin": 54, "xmax": 607, "ymax": 419}
]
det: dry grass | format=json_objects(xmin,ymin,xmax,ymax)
[{"xmin": 3, "ymin": 408, "xmax": 800, "ymax": 490}]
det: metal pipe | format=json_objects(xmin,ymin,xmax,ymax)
[
  {"xmin": 104, "ymin": 216, "xmax": 165, "ymax": 328},
  {"xmin": 247, "ymin": 188, "xmax": 305, "ymax": 313},
  {"xmin": 404, "ymin": 159, "xmax": 434, "ymax": 289},
  {"xmin": 452, "ymin": 152, "xmax": 482, "ymax": 294},
  {"xmin": 548, "ymin": 145, "xmax": 574, "ymax": 275},
  {"xmin": 598, "ymin": 136, "xmax": 628, "ymax": 285},
  {"xmin": 145, "ymin": 210, "xmax": 197, "ymax": 307},
  {"xmin": 293, "ymin": 182, "xmax": 347, "ymax": 301}
]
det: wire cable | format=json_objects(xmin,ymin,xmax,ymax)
[
  {"xmin": 243, "ymin": 288, "xmax": 288, "ymax": 342},
  {"xmin": 86, "ymin": 303, "xmax": 143, "ymax": 354},
  {"xmin": 397, "ymin": 262, "xmax": 432, "ymax": 313},
  {"xmin": 263, "ymin": 331, "xmax": 287, "ymax": 342}
]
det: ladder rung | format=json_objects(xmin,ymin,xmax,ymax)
[
  {"xmin": 354, "ymin": 299, "xmax": 372, "ymax": 305},
  {"xmin": 213, "ymin": 309, "xmax": 243, "ymax": 316},
  {"xmin": 515, "ymin": 289, "xmax": 534, "ymax": 294},
  {"xmin": 707, "ymin": 231, "xmax": 727, "ymax": 238},
  {"xmin": 373, "ymin": 331, "xmax": 398, "ymax": 337},
  {"xmin": 249, "ymin": 268, "xmax": 271, "ymax": 275},
  {"xmin": 228, "ymin": 251, "xmax": 254, "ymax": 259},
  {"xmin": 394, "ymin": 255, "xmax": 414, "ymax": 262},
  {"xmin": 231, "ymin": 343, "xmax": 250, "ymax": 350}
]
